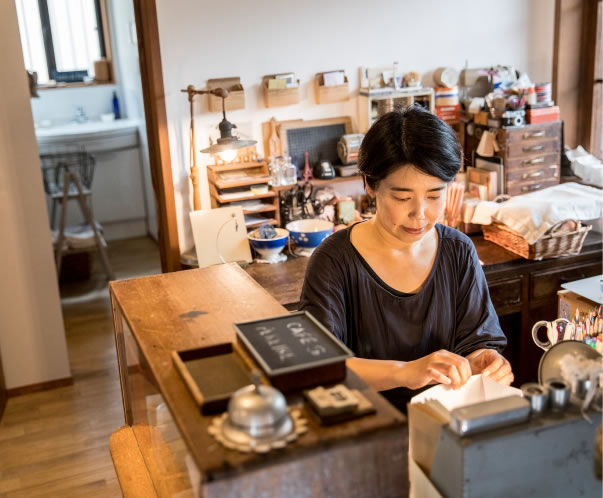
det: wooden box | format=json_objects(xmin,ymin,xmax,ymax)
[
  {"xmin": 207, "ymin": 77, "xmax": 245, "ymax": 112},
  {"xmin": 172, "ymin": 342, "xmax": 252, "ymax": 414},
  {"xmin": 233, "ymin": 311, "xmax": 353, "ymax": 392},
  {"xmin": 263, "ymin": 74, "xmax": 300, "ymax": 108},
  {"xmin": 314, "ymin": 71, "xmax": 349, "ymax": 104}
]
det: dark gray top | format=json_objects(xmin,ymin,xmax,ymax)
[{"xmin": 299, "ymin": 223, "xmax": 507, "ymax": 411}]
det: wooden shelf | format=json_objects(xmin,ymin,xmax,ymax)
[
  {"xmin": 207, "ymin": 161, "xmax": 266, "ymax": 172},
  {"xmin": 214, "ymin": 176, "xmax": 271, "ymax": 189},
  {"xmin": 243, "ymin": 205, "xmax": 277, "ymax": 215},
  {"xmin": 212, "ymin": 191, "xmax": 276, "ymax": 204},
  {"xmin": 271, "ymin": 175, "xmax": 363, "ymax": 191},
  {"xmin": 245, "ymin": 218, "xmax": 278, "ymax": 229}
]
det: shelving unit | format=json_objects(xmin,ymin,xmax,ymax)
[
  {"xmin": 206, "ymin": 159, "xmax": 280, "ymax": 229},
  {"xmin": 358, "ymin": 87, "xmax": 435, "ymax": 132},
  {"xmin": 271, "ymin": 174, "xmax": 363, "ymax": 192}
]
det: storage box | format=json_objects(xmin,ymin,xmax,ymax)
[
  {"xmin": 314, "ymin": 71, "xmax": 349, "ymax": 104},
  {"xmin": 263, "ymin": 74, "xmax": 300, "ymax": 107},
  {"xmin": 207, "ymin": 77, "xmax": 245, "ymax": 112},
  {"xmin": 436, "ymin": 104, "xmax": 460, "ymax": 123},
  {"xmin": 171, "ymin": 343, "xmax": 253, "ymax": 414},
  {"xmin": 526, "ymin": 105, "xmax": 560, "ymax": 124}
]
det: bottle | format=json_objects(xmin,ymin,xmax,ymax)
[
  {"xmin": 112, "ymin": 91, "xmax": 121, "ymax": 119},
  {"xmin": 282, "ymin": 156, "xmax": 297, "ymax": 185},
  {"xmin": 268, "ymin": 156, "xmax": 281, "ymax": 187}
]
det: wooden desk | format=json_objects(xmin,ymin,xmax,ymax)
[
  {"xmin": 246, "ymin": 231, "xmax": 602, "ymax": 385},
  {"xmin": 110, "ymin": 265, "xmax": 408, "ymax": 497}
]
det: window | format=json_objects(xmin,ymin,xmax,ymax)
[{"xmin": 16, "ymin": 0, "xmax": 109, "ymax": 85}]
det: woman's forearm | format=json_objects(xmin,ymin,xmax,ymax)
[{"xmin": 346, "ymin": 357, "xmax": 407, "ymax": 391}]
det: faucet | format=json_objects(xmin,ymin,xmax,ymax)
[{"xmin": 74, "ymin": 106, "xmax": 88, "ymax": 124}]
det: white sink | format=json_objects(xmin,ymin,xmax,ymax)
[
  {"xmin": 35, "ymin": 118, "xmax": 139, "ymax": 138},
  {"xmin": 36, "ymin": 119, "xmax": 140, "ymax": 152}
]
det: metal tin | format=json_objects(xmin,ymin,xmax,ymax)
[
  {"xmin": 545, "ymin": 378, "xmax": 571, "ymax": 411},
  {"xmin": 449, "ymin": 396, "xmax": 531, "ymax": 436},
  {"xmin": 521, "ymin": 383, "xmax": 549, "ymax": 414}
]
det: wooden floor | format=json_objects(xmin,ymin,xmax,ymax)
[{"xmin": 0, "ymin": 237, "xmax": 161, "ymax": 497}]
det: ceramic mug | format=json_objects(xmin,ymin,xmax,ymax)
[{"xmin": 532, "ymin": 318, "xmax": 570, "ymax": 351}]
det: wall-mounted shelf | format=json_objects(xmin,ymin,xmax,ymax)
[
  {"xmin": 358, "ymin": 87, "xmax": 435, "ymax": 132},
  {"xmin": 207, "ymin": 77, "xmax": 245, "ymax": 112},
  {"xmin": 314, "ymin": 71, "xmax": 349, "ymax": 104},
  {"xmin": 262, "ymin": 74, "xmax": 300, "ymax": 108}
]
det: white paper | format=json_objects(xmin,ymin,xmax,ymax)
[
  {"xmin": 323, "ymin": 71, "xmax": 345, "ymax": 87},
  {"xmin": 410, "ymin": 374, "xmax": 523, "ymax": 411}
]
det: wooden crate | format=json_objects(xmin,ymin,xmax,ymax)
[
  {"xmin": 207, "ymin": 77, "xmax": 245, "ymax": 112},
  {"xmin": 263, "ymin": 75, "xmax": 300, "ymax": 107},
  {"xmin": 314, "ymin": 71, "xmax": 349, "ymax": 104}
]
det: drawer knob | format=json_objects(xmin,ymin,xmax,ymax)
[
  {"xmin": 523, "ymin": 131, "xmax": 545, "ymax": 139},
  {"xmin": 523, "ymin": 157, "xmax": 545, "ymax": 165},
  {"xmin": 522, "ymin": 145, "xmax": 545, "ymax": 152},
  {"xmin": 521, "ymin": 184, "xmax": 541, "ymax": 192},
  {"xmin": 522, "ymin": 170, "xmax": 544, "ymax": 179}
]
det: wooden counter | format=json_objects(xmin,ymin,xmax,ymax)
[
  {"xmin": 245, "ymin": 231, "xmax": 602, "ymax": 385},
  {"xmin": 110, "ymin": 264, "xmax": 408, "ymax": 497}
]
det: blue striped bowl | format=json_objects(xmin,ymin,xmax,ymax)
[{"xmin": 248, "ymin": 227, "xmax": 289, "ymax": 260}]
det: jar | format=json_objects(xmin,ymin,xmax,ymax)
[{"xmin": 282, "ymin": 156, "xmax": 297, "ymax": 185}]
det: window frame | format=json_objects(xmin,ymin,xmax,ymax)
[{"xmin": 35, "ymin": 0, "xmax": 115, "ymax": 90}]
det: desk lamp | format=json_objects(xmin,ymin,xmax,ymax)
[{"xmin": 181, "ymin": 85, "xmax": 256, "ymax": 210}]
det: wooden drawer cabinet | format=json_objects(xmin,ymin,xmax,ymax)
[
  {"xmin": 495, "ymin": 122, "xmax": 562, "ymax": 196},
  {"xmin": 529, "ymin": 261, "xmax": 601, "ymax": 301}
]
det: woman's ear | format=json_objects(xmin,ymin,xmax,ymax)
[{"xmin": 363, "ymin": 176, "xmax": 376, "ymax": 199}]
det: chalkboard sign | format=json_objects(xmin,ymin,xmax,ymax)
[
  {"xmin": 286, "ymin": 123, "xmax": 346, "ymax": 174},
  {"xmin": 233, "ymin": 311, "xmax": 353, "ymax": 379}
]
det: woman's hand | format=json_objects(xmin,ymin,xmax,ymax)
[
  {"xmin": 466, "ymin": 349, "xmax": 514, "ymax": 385},
  {"xmin": 400, "ymin": 349, "xmax": 472, "ymax": 390}
]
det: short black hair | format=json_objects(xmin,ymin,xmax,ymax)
[{"xmin": 358, "ymin": 105, "xmax": 462, "ymax": 190}]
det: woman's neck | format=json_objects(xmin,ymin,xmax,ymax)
[{"xmin": 369, "ymin": 217, "xmax": 436, "ymax": 255}]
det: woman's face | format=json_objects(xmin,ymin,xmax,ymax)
[{"xmin": 367, "ymin": 165, "xmax": 448, "ymax": 243}]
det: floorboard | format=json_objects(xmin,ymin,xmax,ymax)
[{"xmin": 0, "ymin": 237, "xmax": 161, "ymax": 497}]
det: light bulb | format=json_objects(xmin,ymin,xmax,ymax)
[{"xmin": 218, "ymin": 149, "xmax": 237, "ymax": 162}]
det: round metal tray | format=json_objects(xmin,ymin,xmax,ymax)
[{"xmin": 538, "ymin": 340, "xmax": 602, "ymax": 384}]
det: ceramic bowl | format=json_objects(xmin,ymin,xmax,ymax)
[
  {"xmin": 285, "ymin": 219, "xmax": 333, "ymax": 249},
  {"xmin": 248, "ymin": 228, "xmax": 289, "ymax": 260}
]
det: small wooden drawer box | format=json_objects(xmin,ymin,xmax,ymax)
[
  {"xmin": 314, "ymin": 71, "xmax": 349, "ymax": 104},
  {"xmin": 207, "ymin": 77, "xmax": 245, "ymax": 112},
  {"xmin": 262, "ymin": 74, "xmax": 300, "ymax": 108}
]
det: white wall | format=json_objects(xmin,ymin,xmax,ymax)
[
  {"xmin": 156, "ymin": 0, "xmax": 556, "ymax": 253},
  {"xmin": 109, "ymin": 0, "xmax": 158, "ymax": 240},
  {"xmin": 0, "ymin": 1, "xmax": 71, "ymax": 389}
]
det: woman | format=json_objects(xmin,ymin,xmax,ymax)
[{"xmin": 299, "ymin": 106, "xmax": 513, "ymax": 412}]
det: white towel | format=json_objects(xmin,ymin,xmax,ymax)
[{"xmin": 471, "ymin": 183, "xmax": 603, "ymax": 244}]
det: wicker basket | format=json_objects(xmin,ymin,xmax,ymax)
[{"xmin": 482, "ymin": 220, "xmax": 592, "ymax": 260}]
